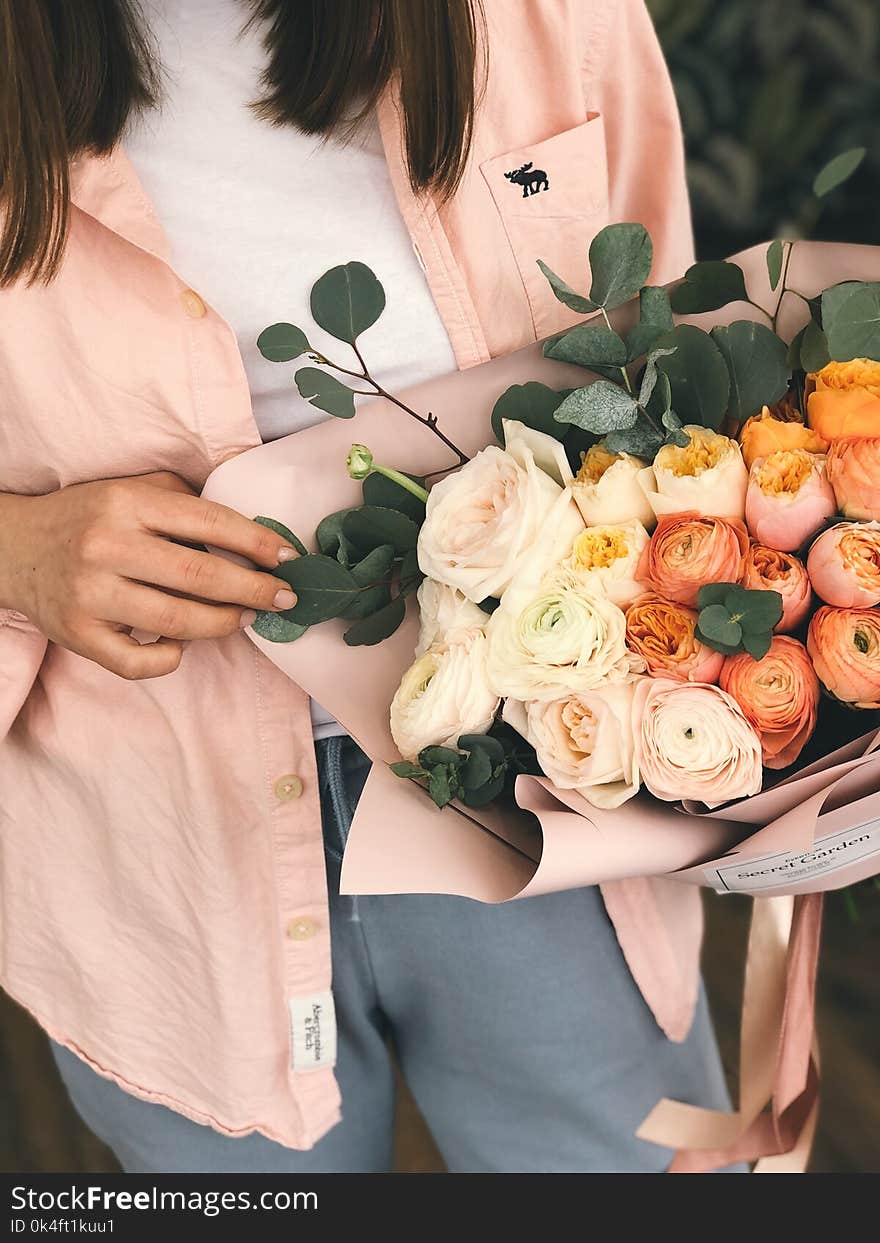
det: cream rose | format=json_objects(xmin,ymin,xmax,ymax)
[
  {"xmin": 571, "ymin": 444, "xmax": 655, "ymax": 530},
  {"xmin": 416, "ymin": 420, "xmax": 569, "ymax": 602},
  {"xmin": 639, "ymin": 426, "xmax": 749, "ymax": 522},
  {"xmin": 390, "ymin": 627, "xmax": 500, "ymax": 762},
  {"xmin": 563, "ymin": 520, "xmax": 649, "ymax": 608},
  {"xmin": 504, "ymin": 682, "xmax": 640, "ymax": 809},
  {"xmin": 415, "ymin": 579, "xmax": 489, "ymax": 656},
  {"xmin": 486, "ymin": 569, "xmax": 642, "ymax": 702}
]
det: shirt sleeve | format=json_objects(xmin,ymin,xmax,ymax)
[
  {"xmin": 584, "ymin": 0, "xmax": 696, "ymax": 284},
  {"xmin": 0, "ymin": 608, "xmax": 48, "ymax": 739}
]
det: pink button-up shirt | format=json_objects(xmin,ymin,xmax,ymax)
[{"xmin": 0, "ymin": 0, "xmax": 702, "ymax": 1148}]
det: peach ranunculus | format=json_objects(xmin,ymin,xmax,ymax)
[
  {"xmin": 807, "ymin": 358, "xmax": 880, "ymax": 443},
  {"xmin": 741, "ymin": 542, "xmax": 812, "ymax": 633},
  {"xmin": 632, "ymin": 678, "xmax": 763, "ymax": 807},
  {"xmin": 807, "ymin": 522, "xmax": 880, "ymax": 609},
  {"xmin": 739, "ymin": 405, "xmax": 828, "ymax": 470},
  {"xmin": 720, "ymin": 636, "xmax": 819, "ymax": 769},
  {"xmin": 826, "ymin": 438, "xmax": 880, "ymax": 521},
  {"xmin": 744, "ymin": 450, "xmax": 837, "ymax": 551},
  {"xmin": 635, "ymin": 512, "xmax": 749, "ymax": 608},
  {"xmin": 638, "ymin": 426, "xmax": 748, "ymax": 522},
  {"xmin": 625, "ymin": 593, "xmax": 724, "ymax": 683},
  {"xmin": 807, "ymin": 606, "xmax": 880, "ymax": 709}
]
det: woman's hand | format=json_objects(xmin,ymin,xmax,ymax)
[{"xmin": 0, "ymin": 472, "xmax": 299, "ymax": 680}]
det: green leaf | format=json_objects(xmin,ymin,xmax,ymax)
[
  {"xmin": 813, "ymin": 148, "xmax": 866, "ymax": 199},
  {"xmin": 427, "ymin": 766, "xmax": 457, "ymax": 808},
  {"xmin": 638, "ymin": 346, "xmax": 677, "ymax": 408},
  {"xmin": 274, "ymin": 554, "xmax": 360, "ymax": 625},
  {"xmin": 710, "ymin": 321, "xmax": 791, "ymax": 423},
  {"xmin": 799, "ymin": 320, "xmax": 831, "ymax": 374},
  {"xmin": 341, "ymin": 544, "xmax": 395, "ymax": 620},
  {"xmin": 766, "ymin": 241, "xmax": 784, "ymax": 292},
  {"xmin": 420, "ymin": 746, "xmax": 463, "ymax": 767},
  {"xmin": 627, "ymin": 286, "xmax": 675, "ymax": 361},
  {"xmin": 787, "ymin": 325, "xmax": 807, "ymax": 372},
  {"xmin": 742, "ymin": 631, "xmax": 772, "ymax": 662},
  {"xmin": 553, "ymin": 381, "xmax": 640, "ymax": 433},
  {"xmin": 653, "ymin": 325, "xmax": 731, "ymax": 430},
  {"xmin": 343, "ymin": 596, "xmax": 406, "ymax": 646},
  {"xmin": 604, "ymin": 417, "xmax": 664, "ymax": 459},
  {"xmin": 736, "ymin": 589, "xmax": 783, "ymax": 633},
  {"xmin": 646, "ymin": 370, "xmax": 673, "ymax": 422},
  {"xmin": 316, "ymin": 508, "xmax": 358, "ymax": 556},
  {"xmin": 295, "ymin": 367, "xmax": 356, "ymax": 418},
  {"xmin": 350, "ymin": 544, "xmax": 395, "ymax": 586},
  {"xmin": 490, "ymin": 382, "xmax": 567, "ymax": 445},
  {"xmin": 399, "ymin": 547, "xmax": 424, "ymax": 595},
  {"xmin": 309, "ymin": 261, "xmax": 385, "ymax": 344},
  {"xmin": 535, "ymin": 260, "xmax": 595, "ymax": 315},
  {"xmin": 254, "ymin": 516, "xmax": 309, "ymax": 558},
  {"xmin": 694, "ymin": 626, "xmax": 741, "ymax": 657},
  {"xmin": 459, "ymin": 734, "xmax": 506, "ymax": 764},
  {"xmin": 460, "ymin": 772, "xmax": 506, "ymax": 808},
  {"xmin": 362, "ymin": 470, "xmax": 426, "ymax": 521},
  {"xmin": 257, "ymin": 322, "xmax": 310, "ymax": 362},
  {"xmin": 698, "ymin": 583, "xmax": 739, "ymax": 609},
  {"xmin": 459, "ymin": 746, "xmax": 493, "ymax": 791},
  {"xmin": 250, "ymin": 611, "xmax": 308, "ymax": 644},
  {"xmin": 543, "ymin": 324, "xmax": 628, "ymax": 371},
  {"xmin": 390, "ymin": 761, "xmax": 426, "ymax": 780},
  {"xmin": 698, "ymin": 605, "xmax": 742, "ymax": 648},
  {"xmin": 821, "ymin": 282, "xmax": 880, "ymax": 362},
  {"xmin": 588, "ymin": 223, "xmax": 653, "ymax": 310},
  {"xmin": 670, "ymin": 261, "xmax": 749, "ymax": 315},
  {"xmin": 343, "ymin": 506, "xmax": 420, "ymax": 555}
]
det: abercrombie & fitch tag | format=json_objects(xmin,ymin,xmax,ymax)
[{"xmin": 288, "ymin": 991, "xmax": 337, "ymax": 1072}]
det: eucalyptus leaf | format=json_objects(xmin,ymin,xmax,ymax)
[
  {"xmin": 670, "ymin": 261, "xmax": 749, "ymax": 315},
  {"xmin": 698, "ymin": 583, "xmax": 739, "ymax": 609},
  {"xmin": 710, "ymin": 320, "xmax": 791, "ymax": 423},
  {"xmin": 257, "ymin": 322, "xmax": 310, "ymax": 363},
  {"xmin": 653, "ymin": 325, "xmax": 731, "ymax": 429},
  {"xmin": 460, "ymin": 773, "xmax": 506, "ymax": 808},
  {"xmin": 813, "ymin": 147, "xmax": 866, "ymax": 199},
  {"xmin": 427, "ymin": 766, "xmax": 456, "ymax": 808},
  {"xmin": 420, "ymin": 746, "xmax": 463, "ymax": 767},
  {"xmin": 588, "ymin": 223, "xmax": 653, "ymax": 310},
  {"xmin": 275, "ymin": 554, "xmax": 360, "ymax": 625},
  {"xmin": 250, "ymin": 611, "xmax": 308, "ymax": 644},
  {"xmin": 605, "ymin": 418, "xmax": 664, "ymax": 458},
  {"xmin": 399, "ymin": 547, "xmax": 424, "ymax": 595},
  {"xmin": 390, "ymin": 761, "xmax": 426, "ymax": 780},
  {"xmin": 362, "ymin": 470, "xmax": 426, "ymax": 520},
  {"xmin": 341, "ymin": 544, "xmax": 396, "ymax": 619},
  {"xmin": 553, "ymin": 381, "xmax": 640, "ymax": 434},
  {"xmin": 787, "ymin": 324, "xmax": 807, "ymax": 371},
  {"xmin": 821, "ymin": 282, "xmax": 880, "ymax": 362},
  {"xmin": 459, "ymin": 734, "xmax": 506, "ymax": 764},
  {"xmin": 343, "ymin": 505, "xmax": 420, "ymax": 555},
  {"xmin": 309, "ymin": 261, "xmax": 385, "ymax": 343},
  {"xmin": 316, "ymin": 508, "xmax": 358, "ymax": 556},
  {"xmin": 799, "ymin": 320, "xmax": 831, "ymax": 374},
  {"xmin": 490, "ymin": 382, "xmax": 567, "ymax": 445},
  {"xmin": 535, "ymin": 260, "xmax": 595, "ymax": 315},
  {"xmin": 742, "ymin": 631, "xmax": 772, "ymax": 661},
  {"xmin": 254, "ymin": 516, "xmax": 309, "ymax": 558},
  {"xmin": 295, "ymin": 367, "xmax": 356, "ymax": 418},
  {"xmin": 698, "ymin": 604, "xmax": 742, "ymax": 648},
  {"xmin": 627, "ymin": 285, "xmax": 674, "ymax": 361},
  {"xmin": 766, "ymin": 240, "xmax": 784, "ymax": 291},
  {"xmin": 343, "ymin": 596, "xmax": 406, "ymax": 646},
  {"xmin": 460, "ymin": 746, "xmax": 493, "ymax": 791},
  {"xmin": 638, "ymin": 346, "xmax": 677, "ymax": 408},
  {"xmin": 543, "ymin": 324, "xmax": 628, "ymax": 370}
]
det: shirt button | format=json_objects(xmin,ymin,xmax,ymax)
[
  {"xmin": 181, "ymin": 289, "xmax": 207, "ymax": 319},
  {"xmin": 274, "ymin": 773, "xmax": 303, "ymax": 802},
  {"xmin": 287, "ymin": 916, "xmax": 318, "ymax": 941}
]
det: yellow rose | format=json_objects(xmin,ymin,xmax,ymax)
[
  {"xmin": 739, "ymin": 406, "xmax": 828, "ymax": 470},
  {"xmin": 806, "ymin": 358, "xmax": 880, "ymax": 442}
]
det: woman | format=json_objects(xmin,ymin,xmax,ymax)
[{"xmin": 0, "ymin": 0, "xmax": 733, "ymax": 1173}]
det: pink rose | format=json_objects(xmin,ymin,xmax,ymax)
[
  {"xmin": 741, "ymin": 542, "xmax": 812, "ymax": 633},
  {"xmin": 807, "ymin": 522, "xmax": 880, "ymax": 608},
  {"xmin": 720, "ymin": 636, "xmax": 819, "ymax": 769},
  {"xmin": 744, "ymin": 450, "xmax": 837, "ymax": 551}
]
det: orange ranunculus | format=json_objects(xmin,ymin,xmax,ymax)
[
  {"xmin": 741, "ymin": 542, "xmax": 812, "ymax": 633},
  {"xmin": 625, "ymin": 593, "xmax": 724, "ymax": 683},
  {"xmin": 635, "ymin": 511, "xmax": 749, "ymax": 608},
  {"xmin": 826, "ymin": 437, "xmax": 880, "ymax": 521},
  {"xmin": 806, "ymin": 358, "xmax": 880, "ymax": 443},
  {"xmin": 807, "ymin": 522, "xmax": 880, "ymax": 609},
  {"xmin": 739, "ymin": 406, "xmax": 828, "ymax": 470},
  {"xmin": 807, "ymin": 606, "xmax": 880, "ymax": 709},
  {"xmin": 720, "ymin": 636, "xmax": 819, "ymax": 769}
]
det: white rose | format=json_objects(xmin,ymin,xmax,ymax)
[
  {"xmin": 390, "ymin": 627, "xmax": 500, "ymax": 762},
  {"xmin": 415, "ymin": 579, "xmax": 489, "ymax": 657},
  {"xmin": 563, "ymin": 520, "xmax": 649, "ymax": 607},
  {"xmin": 638, "ymin": 425, "xmax": 748, "ymax": 522},
  {"xmin": 504, "ymin": 682, "xmax": 640, "ymax": 808},
  {"xmin": 486, "ymin": 569, "xmax": 643, "ymax": 702},
  {"xmin": 416, "ymin": 420, "xmax": 569, "ymax": 602},
  {"xmin": 571, "ymin": 444, "xmax": 655, "ymax": 530}
]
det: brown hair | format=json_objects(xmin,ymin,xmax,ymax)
[{"xmin": 0, "ymin": 0, "xmax": 485, "ymax": 286}]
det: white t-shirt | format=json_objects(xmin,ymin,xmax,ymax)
[{"xmin": 126, "ymin": 0, "xmax": 458, "ymax": 736}]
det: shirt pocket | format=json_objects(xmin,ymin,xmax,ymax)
[{"xmin": 480, "ymin": 113, "xmax": 610, "ymax": 342}]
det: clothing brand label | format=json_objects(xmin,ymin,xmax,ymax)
[
  {"xmin": 705, "ymin": 819, "xmax": 880, "ymax": 893},
  {"xmin": 289, "ymin": 991, "xmax": 337, "ymax": 1072}
]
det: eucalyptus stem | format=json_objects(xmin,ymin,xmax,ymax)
[
  {"xmin": 770, "ymin": 241, "xmax": 796, "ymax": 334},
  {"xmin": 599, "ymin": 307, "xmax": 633, "ymax": 395}
]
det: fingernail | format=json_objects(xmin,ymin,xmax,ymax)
[
  {"xmin": 277, "ymin": 547, "xmax": 298, "ymax": 562},
  {"xmin": 274, "ymin": 589, "xmax": 297, "ymax": 609},
  {"xmin": 239, "ymin": 609, "xmax": 258, "ymax": 629}
]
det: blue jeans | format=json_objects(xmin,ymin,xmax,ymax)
[{"xmin": 52, "ymin": 736, "xmax": 736, "ymax": 1172}]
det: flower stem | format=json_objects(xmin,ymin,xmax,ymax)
[
  {"xmin": 369, "ymin": 464, "xmax": 429, "ymax": 504},
  {"xmin": 600, "ymin": 307, "xmax": 633, "ymax": 395}
]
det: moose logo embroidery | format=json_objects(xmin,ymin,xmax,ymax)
[{"xmin": 504, "ymin": 161, "xmax": 550, "ymax": 198}]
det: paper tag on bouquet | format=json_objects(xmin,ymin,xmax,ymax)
[{"xmin": 704, "ymin": 817, "xmax": 880, "ymax": 893}]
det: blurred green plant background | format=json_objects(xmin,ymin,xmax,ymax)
[{"xmin": 648, "ymin": 0, "xmax": 879, "ymax": 256}]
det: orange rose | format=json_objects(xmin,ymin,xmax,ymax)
[
  {"xmin": 720, "ymin": 636, "xmax": 819, "ymax": 769},
  {"xmin": 625, "ymin": 593, "xmax": 724, "ymax": 683},
  {"xmin": 807, "ymin": 606, "xmax": 880, "ymax": 709},
  {"xmin": 826, "ymin": 438, "xmax": 880, "ymax": 521},
  {"xmin": 635, "ymin": 511, "xmax": 749, "ymax": 608},
  {"xmin": 739, "ymin": 406, "xmax": 828, "ymax": 470},
  {"xmin": 806, "ymin": 358, "xmax": 880, "ymax": 443},
  {"xmin": 741, "ymin": 542, "xmax": 812, "ymax": 633}
]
